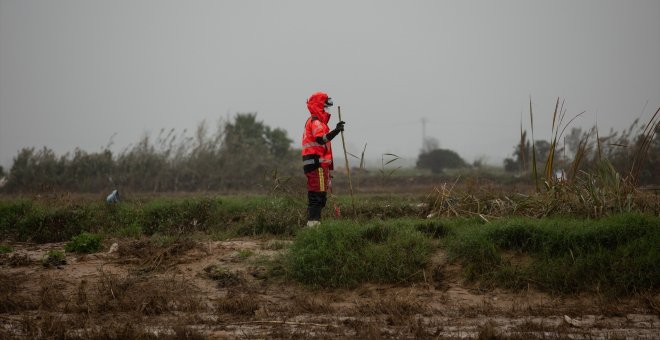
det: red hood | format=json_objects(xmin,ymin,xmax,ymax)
[{"xmin": 307, "ymin": 92, "xmax": 330, "ymax": 124}]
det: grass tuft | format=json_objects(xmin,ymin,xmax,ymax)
[
  {"xmin": 65, "ymin": 232, "xmax": 103, "ymax": 253},
  {"xmin": 0, "ymin": 244, "xmax": 12, "ymax": 254},
  {"xmin": 42, "ymin": 250, "xmax": 66, "ymax": 267},
  {"xmin": 286, "ymin": 219, "xmax": 431, "ymax": 288}
]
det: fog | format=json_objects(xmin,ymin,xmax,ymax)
[{"xmin": 1, "ymin": 0, "xmax": 659, "ymax": 169}]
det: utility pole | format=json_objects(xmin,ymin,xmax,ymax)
[{"xmin": 421, "ymin": 117, "xmax": 427, "ymax": 151}]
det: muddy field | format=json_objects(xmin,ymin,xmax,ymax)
[{"xmin": 1, "ymin": 237, "xmax": 658, "ymax": 339}]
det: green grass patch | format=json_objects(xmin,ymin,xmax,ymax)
[
  {"xmin": 0, "ymin": 195, "xmax": 429, "ymax": 243},
  {"xmin": 445, "ymin": 213, "xmax": 660, "ymax": 296},
  {"xmin": 117, "ymin": 222, "xmax": 143, "ymax": 238},
  {"xmin": 0, "ymin": 201, "xmax": 91, "ymax": 243},
  {"xmin": 0, "ymin": 244, "xmax": 12, "ymax": 254},
  {"xmin": 286, "ymin": 219, "xmax": 432, "ymax": 288},
  {"xmin": 262, "ymin": 240, "xmax": 289, "ymax": 250},
  {"xmin": 65, "ymin": 232, "xmax": 103, "ymax": 253},
  {"xmin": 238, "ymin": 249, "xmax": 253, "ymax": 259},
  {"xmin": 149, "ymin": 233, "xmax": 178, "ymax": 247},
  {"xmin": 42, "ymin": 250, "xmax": 66, "ymax": 267}
]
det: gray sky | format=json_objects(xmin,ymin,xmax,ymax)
[{"xmin": 1, "ymin": 0, "xmax": 659, "ymax": 169}]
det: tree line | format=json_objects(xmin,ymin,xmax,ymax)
[
  {"xmin": 2, "ymin": 113, "xmax": 299, "ymax": 193},
  {"xmin": 2, "ymin": 112, "xmax": 658, "ymax": 193}
]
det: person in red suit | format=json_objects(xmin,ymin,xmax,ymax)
[{"xmin": 301, "ymin": 92, "xmax": 345, "ymax": 227}]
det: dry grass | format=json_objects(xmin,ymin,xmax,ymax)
[
  {"xmin": 92, "ymin": 270, "xmax": 204, "ymax": 315},
  {"xmin": 216, "ymin": 290, "xmax": 262, "ymax": 317},
  {"xmin": 0, "ymin": 273, "xmax": 37, "ymax": 313},
  {"xmin": 202, "ymin": 264, "xmax": 245, "ymax": 288},
  {"xmin": 342, "ymin": 318, "xmax": 383, "ymax": 339},
  {"xmin": 426, "ymin": 180, "xmax": 658, "ymax": 219},
  {"xmin": 2, "ymin": 271, "xmax": 208, "ymax": 338},
  {"xmin": 117, "ymin": 238, "xmax": 198, "ymax": 272},
  {"xmin": 37, "ymin": 280, "xmax": 67, "ymax": 311},
  {"xmin": 357, "ymin": 294, "xmax": 425, "ymax": 318},
  {"xmin": 642, "ymin": 293, "xmax": 660, "ymax": 314},
  {"xmin": 356, "ymin": 293, "xmax": 427, "ymax": 334},
  {"xmin": 5, "ymin": 252, "xmax": 32, "ymax": 267},
  {"xmin": 20, "ymin": 312, "xmax": 70, "ymax": 339},
  {"xmin": 289, "ymin": 293, "xmax": 335, "ymax": 315}
]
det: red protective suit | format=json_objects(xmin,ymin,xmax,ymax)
[
  {"xmin": 301, "ymin": 92, "xmax": 336, "ymax": 223},
  {"xmin": 301, "ymin": 92, "xmax": 334, "ymax": 173}
]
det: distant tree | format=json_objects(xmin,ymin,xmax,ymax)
[
  {"xmin": 115, "ymin": 135, "xmax": 169, "ymax": 191},
  {"xmin": 503, "ymin": 131, "xmax": 559, "ymax": 174},
  {"xmin": 472, "ymin": 156, "xmax": 487, "ymax": 169},
  {"xmin": 5, "ymin": 147, "xmax": 65, "ymax": 192},
  {"xmin": 0, "ymin": 165, "xmax": 5, "ymax": 178},
  {"xmin": 220, "ymin": 113, "xmax": 293, "ymax": 188},
  {"xmin": 416, "ymin": 148, "xmax": 466, "ymax": 174},
  {"xmin": 421, "ymin": 137, "xmax": 440, "ymax": 154},
  {"xmin": 266, "ymin": 127, "xmax": 293, "ymax": 158},
  {"xmin": 504, "ymin": 131, "xmax": 531, "ymax": 173},
  {"xmin": 64, "ymin": 149, "xmax": 115, "ymax": 191}
]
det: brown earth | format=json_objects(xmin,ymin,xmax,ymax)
[{"xmin": 1, "ymin": 237, "xmax": 658, "ymax": 339}]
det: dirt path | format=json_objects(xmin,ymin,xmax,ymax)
[{"xmin": 1, "ymin": 238, "xmax": 658, "ymax": 339}]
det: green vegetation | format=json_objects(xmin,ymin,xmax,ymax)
[
  {"xmin": 262, "ymin": 240, "xmax": 288, "ymax": 250},
  {"xmin": 1, "ymin": 113, "xmax": 297, "ymax": 193},
  {"xmin": 286, "ymin": 220, "xmax": 431, "ymax": 288},
  {"xmin": 147, "ymin": 233, "xmax": 178, "ymax": 248},
  {"xmin": 445, "ymin": 213, "xmax": 660, "ymax": 295},
  {"xmin": 0, "ymin": 195, "xmax": 429, "ymax": 243},
  {"xmin": 118, "ymin": 222, "xmax": 142, "ymax": 238},
  {"xmin": 1, "ymin": 190, "xmax": 658, "ymax": 297},
  {"xmin": 42, "ymin": 250, "xmax": 66, "ymax": 267},
  {"xmin": 65, "ymin": 232, "xmax": 103, "ymax": 253},
  {"xmin": 237, "ymin": 249, "xmax": 253, "ymax": 259},
  {"xmin": 417, "ymin": 148, "xmax": 466, "ymax": 174},
  {"xmin": 0, "ymin": 244, "xmax": 12, "ymax": 254}
]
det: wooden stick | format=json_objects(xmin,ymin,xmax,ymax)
[
  {"xmin": 338, "ymin": 106, "xmax": 356, "ymax": 218},
  {"xmin": 223, "ymin": 320, "xmax": 336, "ymax": 328}
]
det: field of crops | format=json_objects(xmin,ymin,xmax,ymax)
[{"xmin": 0, "ymin": 187, "xmax": 658, "ymax": 339}]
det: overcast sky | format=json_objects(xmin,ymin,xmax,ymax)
[{"xmin": 1, "ymin": 0, "xmax": 659, "ymax": 169}]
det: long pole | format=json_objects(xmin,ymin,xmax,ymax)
[{"xmin": 337, "ymin": 106, "xmax": 356, "ymax": 217}]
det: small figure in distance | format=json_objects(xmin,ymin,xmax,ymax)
[{"xmin": 106, "ymin": 189, "xmax": 120, "ymax": 204}]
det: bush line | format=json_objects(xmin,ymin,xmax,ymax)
[{"xmin": 445, "ymin": 213, "xmax": 660, "ymax": 295}]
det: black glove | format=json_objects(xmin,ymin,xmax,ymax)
[{"xmin": 335, "ymin": 121, "xmax": 345, "ymax": 132}]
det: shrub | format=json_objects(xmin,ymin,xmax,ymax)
[
  {"xmin": 286, "ymin": 220, "xmax": 431, "ymax": 288},
  {"xmin": 416, "ymin": 148, "xmax": 466, "ymax": 174},
  {"xmin": 65, "ymin": 232, "xmax": 103, "ymax": 254}
]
